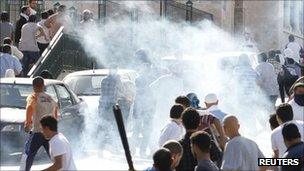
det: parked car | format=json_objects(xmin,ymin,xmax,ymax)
[
  {"xmin": 62, "ymin": 69, "xmax": 138, "ymax": 115},
  {"xmin": 0, "ymin": 77, "xmax": 86, "ymax": 154},
  {"xmin": 63, "ymin": 69, "xmax": 138, "ymax": 119}
]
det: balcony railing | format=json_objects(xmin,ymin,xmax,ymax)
[{"xmin": 28, "ymin": 26, "xmax": 96, "ymax": 79}]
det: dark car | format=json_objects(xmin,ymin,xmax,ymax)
[{"xmin": 0, "ymin": 77, "xmax": 86, "ymax": 154}]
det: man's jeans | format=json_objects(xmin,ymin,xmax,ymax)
[
  {"xmin": 19, "ymin": 132, "xmax": 49, "ymax": 171},
  {"xmin": 21, "ymin": 51, "xmax": 40, "ymax": 77}
]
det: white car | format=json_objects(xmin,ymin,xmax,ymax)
[
  {"xmin": 62, "ymin": 69, "xmax": 138, "ymax": 114},
  {"xmin": 0, "ymin": 77, "xmax": 86, "ymax": 154}
]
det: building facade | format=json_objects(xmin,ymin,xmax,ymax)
[
  {"xmin": 192, "ymin": 0, "xmax": 303, "ymax": 52},
  {"xmin": 1, "ymin": 0, "xmax": 303, "ymax": 52},
  {"xmin": 58, "ymin": 0, "xmax": 303, "ymax": 52},
  {"xmin": 242, "ymin": 0, "xmax": 303, "ymax": 52}
]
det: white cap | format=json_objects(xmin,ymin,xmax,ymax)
[{"xmin": 204, "ymin": 93, "xmax": 218, "ymax": 104}]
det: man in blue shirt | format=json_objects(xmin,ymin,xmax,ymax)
[
  {"xmin": 97, "ymin": 64, "xmax": 123, "ymax": 156},
  {"xmin": 0, "ymin": 45, "xmax": 22, "ymax": 77},
  {"xmin": 282, "ymin": 123, "xmax": 304, "ymax": 171},
  {"xmin": 190, "ymin": 131, "xmax": 219, "ymax": 171}
]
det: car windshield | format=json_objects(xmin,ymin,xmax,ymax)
[
  {"xmin": 0, "ymin": 84, "xmax": 32, "ymax": 109},
  {"xmin": 64, "ymin": 75, "xmax": 106, "ymax": 96}
]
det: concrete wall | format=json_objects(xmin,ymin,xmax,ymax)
[
  {"xmin": 193, "ymin": 1, "xmax": 234, "ymax": 32},
  {"xmin": 243, "ymin": 0, "xmax": 281, "ymax": 51},
  {"xmin": 243, "ymin": 0, "xmax": 303, "ymax": 52}
]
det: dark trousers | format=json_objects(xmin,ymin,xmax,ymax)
[
  {"xmin": 37, "ymin": 43, "xmax": 49, "ymax": 56},
  {"xmin": 132, "ymin": 109, "xmax": 154, "ymax": 155},
  {"xmin": 278, "ymin": 80, "xmax": 297, "ymax": 103},
  {"xmin": 98, "ymin": 103, "xmax": 119, "ymax": 150},
  {"xmin": 21, "ymin": 51, "xmax": 40, "ymax": 77},
  {"xmin": 20, "ymin": 132, "xmax": 49, "ymax": 171}
]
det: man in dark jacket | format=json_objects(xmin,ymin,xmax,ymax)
[
  {"xmin": 176, "ymin": 108, "xmax": 200, "ymax": 171},
  {"xmin": 282, "ymin": 123, "xmax": 304, "ymax": 171},
  {"xmin": 15, "ymin": 6, "xmax": 30, "ymax": 45},
  {"xmin": 278, "ymin": 57, "xmax": 300, "ymax": 102}
]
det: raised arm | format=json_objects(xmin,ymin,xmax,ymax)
[
  {"xmin": 36, "ymin": 26, "xmax": 49, "ymax": 42},
  {"xmin": 44, "ymin": 15, "xmax": 54, "ymax": 28},
  {"xmin": 213, "ymin": 117, "xmax": 227, "ymax": 150},
  {"xmin": 24, "ymin": 95, "xmax": 37, "ymax": 132}
]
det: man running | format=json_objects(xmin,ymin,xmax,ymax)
[
  {"xmin": 40, "ymin": 115, "xmax": 76, "ymax": 170},
  {"xmin": 20, "ymin": 76, "xmax": 58, "ymax": 171}
]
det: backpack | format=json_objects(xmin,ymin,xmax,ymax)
[{"xmin": 282, "ymin": 65, "xmax": 298, "ymax": 82}]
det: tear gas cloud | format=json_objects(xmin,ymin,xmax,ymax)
[{"xmin": 65, "ymin": 2, "xmax": 273, "ymax": 166}]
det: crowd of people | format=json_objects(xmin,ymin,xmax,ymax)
[
  {"xmin": 17, "ymin": 73, "xmax": 303, "ymax": 171},
  {"xmin": 0, "ymin": 0, "xmax": 94, "ymax": 78},
  {"xmin": 96, "ymin": 50, "xmax": 303, "ymax": 171},
  {"xmin": 146, "ymin": 89, "xmax": 303, "ymax": 171}
]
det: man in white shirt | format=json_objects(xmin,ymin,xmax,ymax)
[
  {"xmin": 0, "ymin": 45, "xmax": 22, "ymax": 77},
  {"xmin": 158, "ymin": 104, "xmax": 185, "ymax": 147},
  {"xmin": 288, "ymin": 83, "xmax": 304, "ymax": 121},
  {"xmin": 286, "ymin": 35, "xmax": 302, "ymax": 64},
  {"xmin": 204, "ymin": 93, "xmax": 228, "ymax": 123},
  {"xmin": 233, "ymin": 54, "xmax": 260, "ymax": 96},
  {"xmin": 19, "ymin": 15, "xmax": 47, "ymax": 76},
  {"xmin": 3, "ymin": 37, "xmax": 23, "ymax": 60},
  {"xmin": 0, "ymin": 12, "xmax": 14, "ymax": 43},
  {"xmin": 271, "ymin": 103, "xmax": 304, "ymax": 158},
  {"xmin": 40, "ymin": 115, "xmax": 76, "ymax": 171},
  {"xmin": 221, "ymin": 115, "xmax": 264, "ymax": 171},
  {"xmin": 28, "ymin": 0, "xmax": 37, "ymax": 16},
  {"xmin": 37, "ymin": 11, "xmax": 51, "ymax": 55}
]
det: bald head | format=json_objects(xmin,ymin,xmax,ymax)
[
  {"xmin": 223, "ymin": 115, "xmax": 240, "ymax": 139},
  {"xmin": 223, "ymin": 115, "xmax": 238, "ymax": 125}
]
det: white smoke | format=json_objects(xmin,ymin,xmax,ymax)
[{"xmin": 66, "ymin": 2, "xmax": 274, "ymax": 168}]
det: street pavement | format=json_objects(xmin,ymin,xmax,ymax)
[{"xmin": 1, "ymin": 149, "xmax": 152, "ymax": 170}]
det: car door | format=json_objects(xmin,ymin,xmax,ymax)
[
  {"xmin": 45, "ymin": 85, "xmax": 66, "ymax": 132},
  {"xmin": 53, "ymin": 84, "xmax": 81, "ymax": 134}
]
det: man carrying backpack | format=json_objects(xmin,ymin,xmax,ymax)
[{"xmin": 278, "ymin": 56, "xmax": 300, "ymax": 103}]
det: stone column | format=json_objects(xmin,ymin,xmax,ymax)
[
  {"xmin": 294, "ymin": 1, "xmax": 300, "ymax": 34},
  {"xmin": 284, "ymin": 0, "xmax": 291, "ymax": 31},
  {"xmin": 300, "ymin": 1, "xmax": 304, "ymax": 35}
]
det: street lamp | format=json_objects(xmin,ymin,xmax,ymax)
[{"xmin": 186, "ymin": 0, "xmax": 193, "ymax": 22}]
